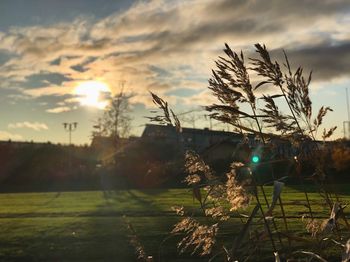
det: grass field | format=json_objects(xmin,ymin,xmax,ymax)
[{"xmin": 0, "ymin": 186, "xmax": 350, "ymax": 261}]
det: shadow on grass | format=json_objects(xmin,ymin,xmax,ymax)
[
  {"xmin": 0, "ymin": 189, "xmax": 304, "ymax": 261},
  {"xmin": 1, "ymin": 190, "xmax": 202, "ymax": 261},
  {"xmin": 70, "ymin": 190, "xmax": 205, "ymax": 261}
]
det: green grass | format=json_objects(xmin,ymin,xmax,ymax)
[{"xmin": 0, "ymin": 187, "xmax": 349, "ymax": 261}]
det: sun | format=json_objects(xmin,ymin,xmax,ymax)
[{"xmin": 74, "ymin": 81, "xmax": 110, "ymax": 109}]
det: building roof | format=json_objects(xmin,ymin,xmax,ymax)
[{"xmin": 142, "ymin": 124, "xmax": 242, "ymax": 138}]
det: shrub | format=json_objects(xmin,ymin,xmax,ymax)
[{"xmin": 145, "ymin": 43, "xmax": 350, "ymax": 261}]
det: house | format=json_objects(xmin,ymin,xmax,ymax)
[
  {"xmin": 141, "ymin": 124, "xmax": 244, "ymax": 152},
  {"xmin": 141, "ymin": 124, "xmax": 331, "ymax": 160}
]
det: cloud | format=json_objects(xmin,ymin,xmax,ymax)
[
  {"xmin": 33, "ymin": 93, "xmax": 76, "ymax": 106},
  {"xmin": 46, "ymin": 106, "xmax": 71, "ymax": 113},
  {"xmin": 8, "ymin": 121, "xmax": 48, "ymax": 131},
  {"xmin": 0, "ymin": 0, "xmax": 349, "ymax": 111},
  {"xmin": 24, "ymin": 72, "xmax": 73, "ymax": 89},
  {"xmin": 270, "ymin": 41, "xmax": 350, "ymax": 81},
  {"xmin": 0, "ymin": 130, "xmax": 23, "ymax": 140},
  {"xmin": 23, "ymin": 83, "xmax": 74, "ymax": 97}
]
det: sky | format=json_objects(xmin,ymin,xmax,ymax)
[{"xmin": 0, "ymin": 0, "xmax": 350, "ymax": 145}]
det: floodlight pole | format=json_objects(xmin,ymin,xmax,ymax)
[
  {"xmin": 344, "ymin": 88, "xmax": 350, "ymax": 139},
  {"xmin": 63, "ymin": 122, "xmax": 78, "ymax": 173},
  {"xmin": 344, "ymin": 121, "xmax": 350, "ymax": 140},
  {"xmin": 63, "ymin": 122, "xmax": 78, "ymax": 145},
  {"xmin": 346, "ymin": 88, "xmax": 350, "ymax": 122}
]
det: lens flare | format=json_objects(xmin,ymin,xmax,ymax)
[{"xmin": 251, "ymin": 155, "xmax": 260, "ymax": 163}]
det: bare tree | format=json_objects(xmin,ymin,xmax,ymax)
[{"xmin": 93, "ymin": 91, "xmax": 132, "ymax": 140}]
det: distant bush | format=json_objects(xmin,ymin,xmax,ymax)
[
  {"xmin": 332, "ymin": 145, "xmax": 350, "ymax": 172},
  {"xmin": 0, "ymin": 142, "xmax": 98, "ymax": 192}
]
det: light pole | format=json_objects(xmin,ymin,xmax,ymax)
[
  {"xmin": 344, "ymin": 88, "xmax": 350, "ymax": 139},
  {"xmin": 63, "ymin": 122, "xmax": 78, "ymax": 174},
  {"xmin": 344, "ymin": 121, "xmax": 350, "ymax": 140},
  {"xmin": 63, "ymin": 122, "xmax": 78, "ymax": 145}
]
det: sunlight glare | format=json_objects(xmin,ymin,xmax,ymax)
[{"xmin": 74, "ymin": 81, "xmax": 110, "ymax": 109}]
